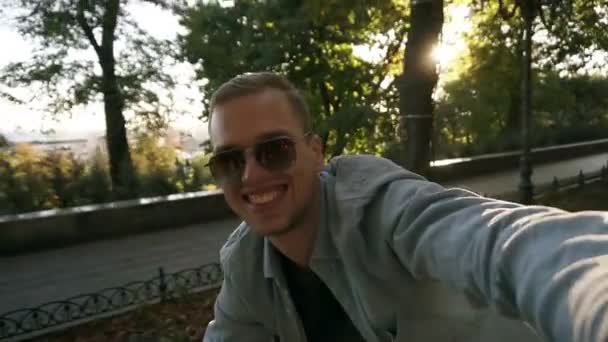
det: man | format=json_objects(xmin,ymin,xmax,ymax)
[{"xmin": 203, "ymin": 72, "xmax": 608, "ymax": 342}]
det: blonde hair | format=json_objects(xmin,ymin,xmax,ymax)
[{"xmin": 209, "ymin": 72, "xmax": 311, "ymax": 133}]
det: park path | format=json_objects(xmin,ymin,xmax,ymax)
[{"xmin": 444, "ymin": 152, "xmax": 608, "ymax": 195}]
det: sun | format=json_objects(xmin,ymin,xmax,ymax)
[
  {"xmin": 432, "ymin": 4, "xmax": 473, "ymax": 68},
  {"xmin": 432, "ymin": 44, "xmax": 457, "ymax": 67}
]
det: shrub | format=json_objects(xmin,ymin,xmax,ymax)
[{"xmin": 0, "ymin": 136, "xmax": 215, "ymax": 215}]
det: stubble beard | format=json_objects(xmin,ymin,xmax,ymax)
[
  {"xmin": 265, "ymin": 200, "xmax": 313, "ymax": 238},
  {"xmin": 265, "ymin": 185, "xmax": 320, "ymax": 238}
]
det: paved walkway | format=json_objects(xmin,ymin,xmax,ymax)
[
  {"xmin": 1, "ymin": 152, "xmax": 607, "ymax": 314},
  {"xmin": 443, "ymin": 152, "xmax": 608, "ymax": 196},
  {"xmin": 0, "ymin": 218, "xmax": 240, "ymax": 313}
]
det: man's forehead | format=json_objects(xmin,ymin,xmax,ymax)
[
  {"xmin": 208, "ymin": 90, "xmax": 300, "ymax": 145},
  {"xmin": 209, "ymin": 120, "xmax": 299, "ymax": 153}
]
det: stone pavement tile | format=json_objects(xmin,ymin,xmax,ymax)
[{"xmin": 0, "ymin": 217, "xmax": 240, "ymax": 313}]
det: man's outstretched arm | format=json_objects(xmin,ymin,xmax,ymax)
[{"xmin": 378, "ymin": 179, "xmax": 608, "ymax": 341}]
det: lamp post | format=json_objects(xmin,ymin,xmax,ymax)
[{"xmin": 519, "ymin": 0, "xmax": 535, "ymax": 204}]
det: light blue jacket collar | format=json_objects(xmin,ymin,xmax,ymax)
[{"xmin": 262, "ymin": 170, "xmax": 341, "ymax": 282}]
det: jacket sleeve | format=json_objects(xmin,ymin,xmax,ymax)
[
  {"xmin": 379, "ymin": 178, "xmax": 608, "ymax": 342},
  {"xmin": 203, "ymin": 274, "xmax": 274, "ymax": 342}
]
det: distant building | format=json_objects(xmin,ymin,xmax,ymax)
[
  {"xmin": 0, "ymin": 137, "xmax": 107, "ymax": 160},
  {"xmin": 0, "ymin": 131, "xmax": 207, "ymax": 161}
]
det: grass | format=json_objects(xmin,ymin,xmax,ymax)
[
  {"xmin": 28, "ymin": 181, "xmax": 608, "ymax": 341},
  {"xmin": 536, "ymin": 180, "xmax": 608, "ymax": 212}
]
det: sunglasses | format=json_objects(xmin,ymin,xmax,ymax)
[{"xmin": 208, "ymin": 133, "xmax": 310, "ymax": 183}]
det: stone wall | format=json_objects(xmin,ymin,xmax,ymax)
[{"xmin": 0, "ymin": 191, "xmax": 234, "ymax": 255}]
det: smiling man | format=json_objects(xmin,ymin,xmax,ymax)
[{"xmin": 203, "ymin": 72, "xmax": 608, "ymax": 342}]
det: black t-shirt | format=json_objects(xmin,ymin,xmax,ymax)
[{"xmin": 280, "ymin": 254, "xmax": 366, "ymax": 342}]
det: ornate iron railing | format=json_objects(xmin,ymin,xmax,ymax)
[
  {"xmin": 0, "ymin": 263, "xmax": 223, "ymax": 341},
  {"xmin": 495, "ymin": 162, "xmax": 608, "ymax": 202}
]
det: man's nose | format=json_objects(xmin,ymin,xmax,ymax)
[{"xmin": 241, "ymin": 153, "xmax": 268, "ymax": 184}]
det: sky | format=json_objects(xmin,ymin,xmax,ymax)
[
  {"xmin": 0, "ymin": 1, "xmax": 206, "ymax": 142},
  {"xmin": 0, "ymin": 2, "xmax": 470, "ymax": 142}
]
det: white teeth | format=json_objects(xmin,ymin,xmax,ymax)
[{"xmin": 249, "ymin": 191, "xmax": 279, "ymax": 204}]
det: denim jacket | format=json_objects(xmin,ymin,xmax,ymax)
[{"xmin": 203, "ymin": 155, "xmax": 608, "ymax": 342}]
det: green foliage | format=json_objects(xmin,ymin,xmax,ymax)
[
  {"xmin": 77, "ymin": 150, "xmax": 113, "ymax": 205},
  {"xmin": 434, "ymin": 2, "xmax": 608, "ymax": 158},
  {"xmin": 178, "ymin": 0, "xmax": 608, "ymax": 161},
  {"xmin": 1, "ymin": 0, "xmax": 606, "ymax": 183},
  {"xmin": 0, "ymin": 134, "xmax": 11, "ymax": 148},
  {"xmin": 534, "ymin": 74, "xmax": 608, "ymax": 144},
  {"xmin": 535, "ymin": 0, "xmax": 608, "ymax": 70},
  {"xmin": 132, "ymin": 133, "xmax": 182, "ymax": 196},
  {"xmin": 1, "ymin": 144, "xmax": 65, "ymax": 214},
  {"xmin": 130, "ymin": 133, "xmax": 215, "ymax": 196},
  {"xmin": 178, "ymin": 0, "xmax": 408, "ymax": 157},
  {"xmin": 188, "ymin": 153, "xmax": 215, "ymax": 192},
  {"xmin": 0, "ymin": 0, "xmax": 178, "ymax": 121},
  {"xmin": 0, "ymin": 0, "xmax": 185, "ymax": 196},
  {"xmin": 0, "ymin": 137, "xmax": 215, "ymax": 216},
  {"xmin": 437, "ymin": 70, "xmax": 608, "ymax": 158}
]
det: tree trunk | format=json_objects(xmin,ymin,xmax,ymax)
[
  {"xmin": 102, "ymin": 71, "xmax": 136, "ymax": 197},
  {"xmin": 77, "ymin": 0, "xmax": 136, "ymax": 197},
  {"xmin": 93, "ymin": 0, "xmax": 137, "ymax": 197},
  {"xmin": 318, "ymin": 81, "xmax": 332, "ymax": 156},
  {"xmin": 398, "ymin": 0, "xmax": 443, "ymax": 176}
]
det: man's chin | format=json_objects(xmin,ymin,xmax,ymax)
[
  {"xmin": 265, "ymin": 225, "xmax": 297, "ymax": 237},
  {"xmin": 248, "ymin": 220, "xmax": 294, "ymax": 237}
]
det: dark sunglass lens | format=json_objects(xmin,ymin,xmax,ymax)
[
  {"xmin": 256, "ymin": 138, "xmax": 295, "ymax": 171},
  {"xmin": 210, "ymin": 151, "xmax": 245, "ymax": 181}
]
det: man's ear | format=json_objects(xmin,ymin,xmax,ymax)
[{"xmin": 308, "ymin": 134, "xmax": 325, "ymax": 170}]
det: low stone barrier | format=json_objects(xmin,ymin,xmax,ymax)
[
  {"xmin": 429, "ymin": 138, "xmax": 608, "ymax": 181},
  {"xmin": 0, "ymin": 191, "xmax": 234, "ymax": 255}
]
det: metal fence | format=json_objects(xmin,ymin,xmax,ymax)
[
  {"xmin": 0, "ymin": 263, "xmax": 223, "ymax": 341},
  {"xmin": 534, "ymin": 163, "xmax": 608, "ymax": 198},
  {"xmin": 496, "ymin": 162, "xmax": 608, "ymax": 201}
]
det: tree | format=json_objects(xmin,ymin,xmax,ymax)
[
  {"xmin": 471, "ymin": 0, "xmax": 608, "ymax": 203},
  {"xmin": 178, "ymin": 0, "xmax": 408, "ymax": 158},
  {"xmin": 398, "ymin": 0, "xmax": 444, "ymax": 176},
  {"xmin": 434, "ymin": 0, "xmax": 608, "ymax": 158},
  {"xmin": 0, "ymin": 0, "xmax": 179, "ymax": 198},
  {"xmin": 534, "ymin": 0, "xmax": 608, "ymax": 72}
]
